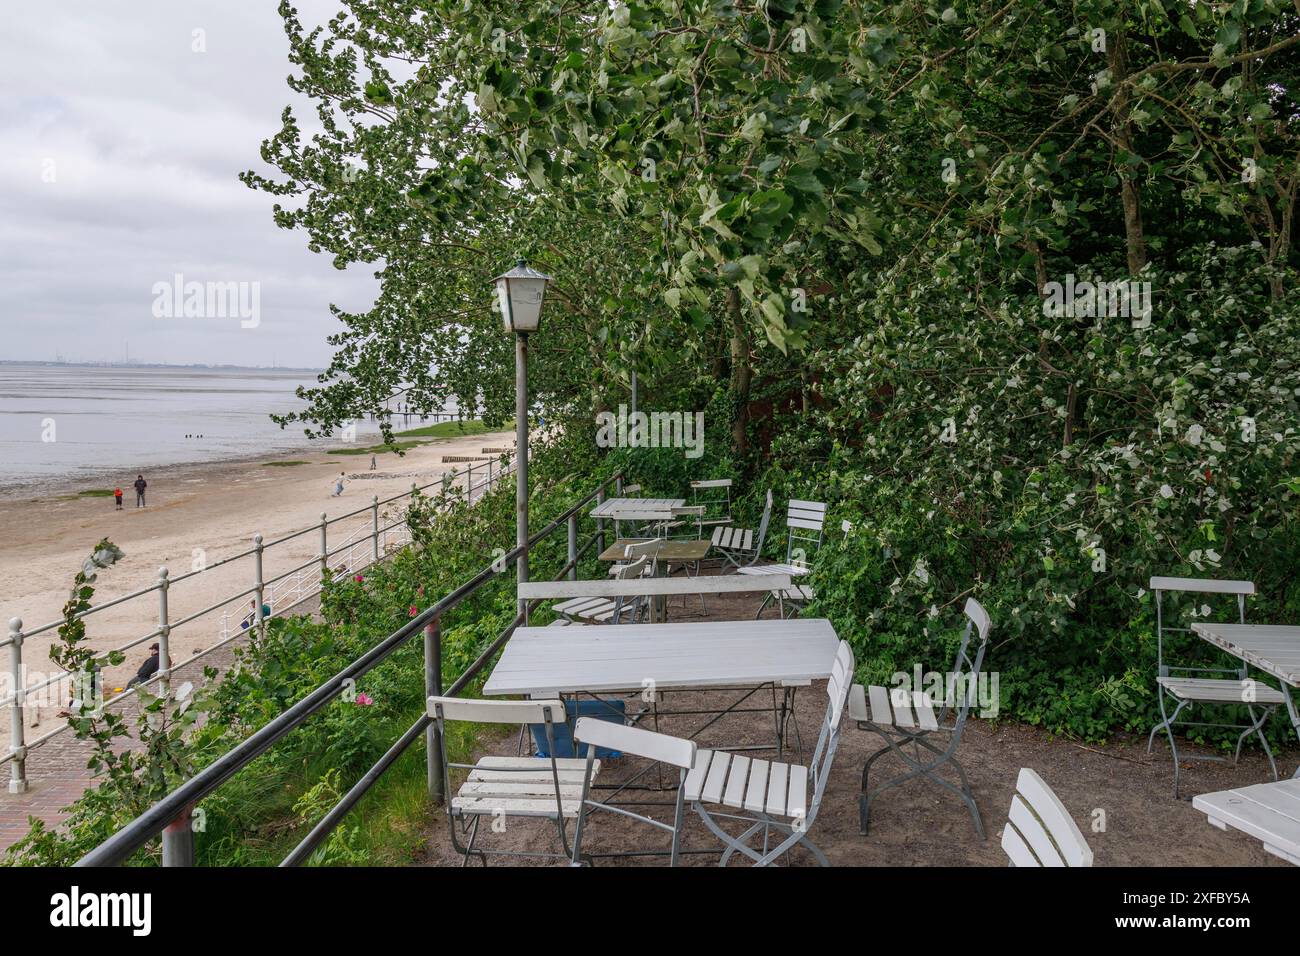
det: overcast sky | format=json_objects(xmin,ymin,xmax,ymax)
[{"xmin": 0, "ymin": 1, "xmax": 379, "ymax": 368}]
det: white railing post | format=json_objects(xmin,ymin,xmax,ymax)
[
  {"xmin": 7, "ymin": 617, "xmax": 27, "ymax": 793},
  {"xmin": 253, "ymin": 534, "xmax": 265, "ymax": 634},
  {"xmin": 157, "ymin": 567, "xmax": 171, "ymax": 696},
  {"xmin": 487, "ymin": 457, "xmax": 493, "ymax": 494},
  {"xmin": 371, "ymin": 496, "xmax": 380, "ymax": 562},
  {"xmin": 466, "ymin": 461, "xmax": 476, "ymax": 504},
  {"xmin": 319, "ymin": 513, "xmax": 329, "ymax": 579}
]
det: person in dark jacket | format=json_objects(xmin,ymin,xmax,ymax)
[
  {"xmin": 134, "ymin": 474, "xmax": 147, "ymax": 508},
  {"xmin": 127, "ymin": 644, "xmax": 160, "ymax": 687}
]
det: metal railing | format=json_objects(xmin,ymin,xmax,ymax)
[
  {"xmin": 75, "ymin": 472, "xmax": 623, "ymax": 866},
  {"xmin": 3, "ymin": 451, "xmax": 516, "ymax": 796}
]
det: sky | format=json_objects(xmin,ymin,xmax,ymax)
[{"xmin": 0, "ymin": 1, "xmax": 380, "ymax": 368}]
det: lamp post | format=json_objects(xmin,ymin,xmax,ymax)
[{"xmin": 494, "ymin": 258, "xmax": 552, "ymax": 617}]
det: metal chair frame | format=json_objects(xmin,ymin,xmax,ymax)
[
  {"xmin": 1144, "ymin": 577, "xmax": 1281, "ymax": 798},
  {"xmin": 691, "ymin": 642, "xmax": 853, "ymax": 867},
  {"xmin": 428, "ymin": 697, "xmax": 578, "ymax": 866},
  {"xmin": 855, "ymin": 598, "xmax": 991, "ymax": 839}
]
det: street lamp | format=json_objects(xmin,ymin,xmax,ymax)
[{"xmin": 494, "ymin": 258, "xmax": 552, "ymax": 615}]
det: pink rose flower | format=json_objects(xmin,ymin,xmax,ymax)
[{"xmin": 355, "ymin": 692, "xmax": 373, "ymax": 706}]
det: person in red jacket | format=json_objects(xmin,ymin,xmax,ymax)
[{"xmin": 113, "ymin": 487, "xmax": 123, "ymax": 510}]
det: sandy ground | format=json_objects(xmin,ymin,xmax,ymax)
[
  {"xmin": 421, "ymin": 588, "xmax": 1300, "ymax": 868},
  {"xmin": 0, "ymin": 428, "xmax": 514, "ymax": 738}
]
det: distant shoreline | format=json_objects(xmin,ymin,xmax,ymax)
[
  {"xmin": 0, "ymin": 419, "xmax": 491, "ymax": 503},
  {"xmin": 0, "ymin": 440, "xmax": 327, "ymax": 503}
]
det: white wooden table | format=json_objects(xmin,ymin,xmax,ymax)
[
  {"xmin": 590, "ymin": 496, "xmax": 685, "ymax": 522},
  {"xmin": 1192, "ymin": 623, "xmax": 1300, "ymax": 774},
  {"xmin": 1193, "ymin": 778, "xmax": 1300, "ymax": 866},
  {"xmin": 483, "ymin": 618, "xmax": 840, "ymax": 697}
]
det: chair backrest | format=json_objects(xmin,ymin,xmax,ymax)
[
  {"xmin": 614, "ymin": 553, "xmax": 650, "ymax": 579},
  {"xmin": 935, "ymin": 598, "xmax": 993, "ymax": 730},
  {"xmin": 574, "ymin": 718, "xmax": 696, "ymax": 769},
  {"xmin": 784, "ymin": 499, "xmax": 827, "ymax": 568},
  {"xmin": 807, "ymin": 641, "xmax": 855, "ymax": 825},
  {"xmin": 621, "ymin": 542, "xmax": 658, "ymax": 570},
  {"xmin": 690, "ymin": 479, "xmax": 733, "ymax": 529},
  {"xmin": 1148, "ymin": 576, "xmax": 1252, "ymax": 675},
  {"xmin": 621, "ymin": 483, "xmax": 642, "ymax": 495},
  {"xmin": 1002, "ymin": 768, "xmax": 1094, "ymax": 867},
  {"xmin": 427, "ymin": 696, "xmax": 564, "ymax": 725},
  {"xmin": 753, "ymin": 489, "xmax": 775, "ymax": 554}
]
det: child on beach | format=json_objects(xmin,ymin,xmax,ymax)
[
  {"xmin": 114, "ymin": 487, "xmax": 123, "ymax": 510},
  {"xmin": 331, "ymin": 472, "xmax": 346, "ymax": 497}
]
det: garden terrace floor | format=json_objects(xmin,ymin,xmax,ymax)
[{"xmin": 420, "ymin": 583, "xmax": 1297, "ymax": 867}]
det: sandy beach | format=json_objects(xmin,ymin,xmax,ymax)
[{"xmin": 0, "ymin": 427, "xmax": 514, "ymax": 738}]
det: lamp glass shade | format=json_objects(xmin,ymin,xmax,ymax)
[{"xmin": 494, "ymin": 260, "xmax": 552, "ymax": 333}]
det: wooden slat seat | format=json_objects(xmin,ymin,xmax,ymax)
[
  {"xmin": 736, "ymin": 562, "xmax": 812, "ymax": 577},
  {"xmin": 684, "ymin": 749, "xmax": 810, "ymax": 818},
  {"xmin": 1157, "ymin": 676, "xmax": 1286, "ymax": 704},
  {"xmin": 711, "ymin": 526, "xmax": 753, "ymax": 551},
  {"xmin": 451, "ymin": 755, "xmax": 603, "ymax": 818},
  {"xmin": 850, "ymin": 684, "xmax": 942, "ymax": 732}
]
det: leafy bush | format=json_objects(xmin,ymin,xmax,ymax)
[{"xmin": 786, "ymin": 247, "xmax": 1300, "ymax": 743}]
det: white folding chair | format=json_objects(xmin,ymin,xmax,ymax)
[
  {"xmin": 689, "ymin": 478, "xmax": 733, "ymax": 536},
  {"xmin": 711, "ymin": 489, "xmax": 774, "ymax": 569},
  {"xmin": 1146, "ymin": 576, "xmax": 1284, "ymax": 798},
  {"xmin": 687, "ymin": 641, "xmax": 854, "ymax": 866},
  {"xmin": 427, "ymin": 696, "xmax": 593, "ymax": 865},
  {"xmin": 553, "ymin": 555, "xmax": 650, "ymax": 624},
  {"xmin": 850, "ymin": 597, "xmax": 992, "ymax": 838},
  {"xmin": 570, "ymin": 718, "xmax": 697, "ymax": 866},
  {"xmin": 738, "ymin": 499, "xmax": 827, "ymax": 617},
  {"xmin": 1001, "ymin": 768, "xmax": 1094, "ymax": 867}
]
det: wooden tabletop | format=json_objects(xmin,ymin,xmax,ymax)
[
  {"xmin": 590, "ymin": 497, "xmax": 684, "ymax": 520},
  {"xmin": 1191, "ymin": 623, "xmax": 1300, "ymax": 688},
  {"xmin": 1194, "ymin": 778, "xmax": 1300, "ymax": 866},
  {"xmin": 483, "ymin": 618, "xmax": 841, "ymax": 697},
  {"xmin": 597, "ymin": 537, "xmax": 712, "ymax": 561}
]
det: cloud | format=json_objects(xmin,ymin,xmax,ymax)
[{"xmin": 0, "ymin": 0, "xmax": 378, "ymax": 367}]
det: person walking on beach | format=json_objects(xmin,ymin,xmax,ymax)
[
  {"xmin": 133, "ymin": 474, "xmax": 147, "ymax": 508},
  {"xmin": 114, "ymin": 487, "xmax": 123, "ymax": 510},
  {"xmin": 332, "ymin": 471, "xmax": 346, "ymax": 497},
  {"xmin": 370, "ymin": 454, "xmax": 376, "ymax": 471}
]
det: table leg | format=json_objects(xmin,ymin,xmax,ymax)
[{"xmin": 1284, "ymin": 687, "xmax": 1300, "ymax": 778}]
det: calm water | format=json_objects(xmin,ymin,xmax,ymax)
[{"xmin": 0, "ymin": 364, "xmax": 387, "ymax": 492}]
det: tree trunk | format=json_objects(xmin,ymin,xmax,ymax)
[
  {"xmin": 1108, "ymin": 28, "xmax": 1147, "ymax": 275},
  {"xmin": 727, "ymin": 288, "xmax": 750, "ymax": 457}
]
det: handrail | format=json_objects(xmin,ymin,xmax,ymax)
[{"xmin": 75, "ymin": 469, "xmax": 619, "ymax": 867}]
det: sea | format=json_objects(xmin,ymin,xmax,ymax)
[{"xmin": 0, "ymin": 363, "xmax": 400, "ymax": 495}]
